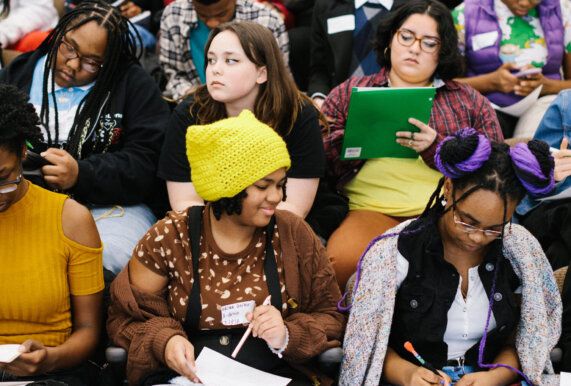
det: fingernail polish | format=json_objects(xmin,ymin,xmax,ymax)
[{"xmin": 440, "ymin": 380, "xmax": 444, "ymax": 385}]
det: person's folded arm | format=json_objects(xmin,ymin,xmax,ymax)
[{"xmin": 281, "ymin": 218, "xmax": 346, "ymax": 362}]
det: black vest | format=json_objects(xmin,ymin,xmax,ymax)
[{"xmin": 389, "ymin": 214, "xmax": 521, "ymax": 369}]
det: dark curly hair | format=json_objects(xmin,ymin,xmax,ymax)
[
  {"xmin": 0, "ymin": 84, "xmax": 43, "ymax": 157},
  {"xmin": 210, "ymin": 184, "xmax": 288, "ymax": 220},
  {"xmin": 373, "ymin": 0, "xmax": 464, "ymax": 79}
]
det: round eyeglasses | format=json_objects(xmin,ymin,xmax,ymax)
[
  {"xmin": 58, "ymin": 39, "xmax": 103, "ymax": 74},
  {"xmin": 0, "ymin": 163, "xmax": 23, "ymax": 194},
  {"xmin": 452, "ymin": 207, "xmax": 510, "ymax": 239},
  {"xmin": 396, "ymin": 29, "xmax": 441, "ymax": 53}
]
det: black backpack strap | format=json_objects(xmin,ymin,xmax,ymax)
[
  {"xmin": 185, "ymin": 206, "xmax": 205, "ymax": 334},
  {"xmin": 263, "ymin": 216, "xmax": 282, "ymax": 311}
]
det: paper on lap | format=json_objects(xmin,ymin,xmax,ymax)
[
  {"xmin": 168, "ymin": 347, "xmax": 291, "ymax": 386},
  {"xmin": 0, "ymin": 345, "xmax": 22, "ymax": 363},
  {"xmin": 491, "ymin": 85, "xmax": 543, "ymax": 117},
  {"xmin": 561, "ymin": 372, "xmax": 571, "ymax": 386}
]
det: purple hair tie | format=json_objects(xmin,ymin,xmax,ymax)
[
  {"xmin": 434, "ymin": 128, "xmax": 492, "ymax": 178},
  {"xmin": 509, "ymin": 143, "xmax": 554, "ymax": 195}
]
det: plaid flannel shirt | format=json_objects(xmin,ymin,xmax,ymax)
[
  {"xmin": 322, "ymin": 68, "xmax": 503, "ymax": 193},
  {"xmin": 160, "ymin": 0, "xmax": 289, "ymax": 100}
]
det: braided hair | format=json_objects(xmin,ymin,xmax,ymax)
[
  {"xmin": 36, "ymin": 0, "xmax": 140, "ymax": 158},
  {"xmin": 0, "ymin": 84, "xmax": 43, "ymax": 157}
]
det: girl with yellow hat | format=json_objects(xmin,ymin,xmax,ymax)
[{"xmin": 107, "ymin": 110, "xmax": 346, "ymax": 385}]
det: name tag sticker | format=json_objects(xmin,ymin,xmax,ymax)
[
  {"xmin": 327, "ymin": 15, "xmax": 355, "ymax": 35},
  {"xmin": 471, "ymin": 31, "xmax": 498, "ymax": 52},
  {"xmin": 221, "ymin": 301, "xmax": 255, "ymax": 326},
  {"xmin": 344, "ymin": 147, "xmax": 362, "ymax": 158}
]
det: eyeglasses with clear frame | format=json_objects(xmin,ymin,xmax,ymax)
[
  {"xmin": 0, "ymin": 162, "xmax": 23, "ymax": 194},
  {"xmin": 395, "ymin": 28, "xmax": 441, "ymax": 53},
  {"xmin": 452, "ymin": 207, "xmax": 510, "ymax": 239},
  {"xmin": 58, "ymin": 38, "xmax": 103, "ymax": 73}
]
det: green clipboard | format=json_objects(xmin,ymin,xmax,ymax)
[{"xmin": 340, "ymin": 87, "xmax": 436, "ymax": 160}]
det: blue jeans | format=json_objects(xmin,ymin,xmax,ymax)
[{"xmin": 90, "ymin": 204, "xmax": 156, "ymax": 274}]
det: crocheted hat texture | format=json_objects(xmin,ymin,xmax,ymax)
[{"xmin": 186, "ymin": 109, "xmax": 291, "ymax": 202}]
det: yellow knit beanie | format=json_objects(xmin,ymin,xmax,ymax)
[{"xmin": 186, "ymin": 110, "xmax": 291, "ymax": 202}]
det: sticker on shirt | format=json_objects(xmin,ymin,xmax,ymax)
[
  {"xmin": 221, "ymin": 300, "xmax": 256, "ymax": 326},
  {"xmin": 344, "ymin": 147, "xmax": 362, "ymax": 158},
  {"xmin": 471, "ymin": 31, "xmax": 498, "ymax": 51},
  {"xmin": 327, "ymin": 15, "xmax": 355, "ymax": 35}
]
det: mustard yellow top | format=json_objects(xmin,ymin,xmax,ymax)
[
  {"xmin": 0, "ymin": 182, "xmax": 104, "ymax": 347},
  {"xmin": 344, "ymin": 157, "xmax": 442, "ymax": 217}
]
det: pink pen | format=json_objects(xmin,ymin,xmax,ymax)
[{"xmin": 231, "ymin": 295, "xmax": 272, "ymax": 358}]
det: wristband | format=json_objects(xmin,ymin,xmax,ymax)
[{"xmin": 268, "ymin": 326, "xmax": 289, "ymax": 358}]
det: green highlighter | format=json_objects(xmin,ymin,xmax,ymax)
[{"xmin": 341, "ymin": 87, "xmax": 436, "ymax": 160}]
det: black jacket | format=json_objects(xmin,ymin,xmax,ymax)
[{"xmin": 0, "ymin": 50, "xmax": 170, "ymax": 206}]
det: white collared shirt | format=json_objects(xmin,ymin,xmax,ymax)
[{"xmin": 354, "ymin": 0, "xmax": 393, "ymax": 11}]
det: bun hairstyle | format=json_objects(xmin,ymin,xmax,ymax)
[
  {"xmin": 428, "ymin": 128, "xmax": 555, "ymax": 215},
  {"xmin": 510, "ymin": 140, "xmax": 554, "ymax": 195}
]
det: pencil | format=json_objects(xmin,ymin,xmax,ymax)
[{"xmin": 231, "ymin": 295, "xmax": 272, "ymax": 358}]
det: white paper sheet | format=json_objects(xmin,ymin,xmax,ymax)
[
  {"xmin": 561, "ymin": 371, "xmax": 571, "ymax": 385},
  {"xmin": 492, "ymin": 85, "xmax": 543, "ymax": 117},
  {"xmin": 0, "ymin": 345, "xmax": 21, "ymax": 363},
  {"xmin": 191, "ymin": 348, "xmax": 291, "ymax": 386}
]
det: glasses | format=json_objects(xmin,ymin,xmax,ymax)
[
  {"xmin": 58, "ymin": 39, "xmax": 103, "ymax": 73},
  {"xmin": 452, "ymin": 207, "xmax": 509, "ymax": 239},
  {"xmin": 396, "ymin": 29, "xmax": 441, "ymax": 53},
  {"xmin": 0, "ymin": 163, "xmax": 23, "ymax": 194}
]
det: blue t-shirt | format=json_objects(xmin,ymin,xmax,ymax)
[
  {"xmin": 29, "ymin": 55, "xmax": 94, "ymax": 143},
  {"xmin": 189, "ymin": 19, "xmax": 211, "ymax": 84}
]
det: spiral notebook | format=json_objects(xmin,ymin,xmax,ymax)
[{"xmin": 340, "ymin": 87, "xmax": 436, "ymax": 160}]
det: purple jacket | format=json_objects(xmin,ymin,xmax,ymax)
[{"xmin": 464, "ymin": 0, "xmax": 563, "ymax": 106}]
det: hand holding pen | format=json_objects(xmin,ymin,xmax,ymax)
[
  {"xmin": 404, "ymin": 341, "xmax": 451, "ymax": 385},
  {"xmin": 233, "ymin": 295, "xmax": 288, "ymax": 358}
]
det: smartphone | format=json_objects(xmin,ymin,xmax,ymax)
[{"xmin": 513, "ymin": 68, "xmax": 542, "ymax": 78}]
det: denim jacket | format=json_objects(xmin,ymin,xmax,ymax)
[{"xmin": 515, "ymin": 89, "xmax": 571, "ymax": 217}]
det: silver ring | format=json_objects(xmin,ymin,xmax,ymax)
[
  {"xmin": 408, "ymin": 139, "xmax": 414, "ymax": 146},
  {"xmin": 411, "ymin": 132, "xmax": 415, "ymax": 141}
]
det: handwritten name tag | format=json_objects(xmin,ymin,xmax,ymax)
[{"xmin": 221, "ymin": 301, "xmax": 256, "ymax": 326}]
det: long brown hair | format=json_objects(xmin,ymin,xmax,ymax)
[{"xmin": 190, "ymin": 21, "xmax": 324, "ymax": 136}]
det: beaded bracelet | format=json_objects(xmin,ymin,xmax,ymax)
[{"xmin": 269, "ymin": 326, "xmax": 289, "ymax": 358}]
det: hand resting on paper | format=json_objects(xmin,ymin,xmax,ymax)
[
  {"xmin": 554, "ymin": 138, "xmax": 571, "ymax": 182},
  {"xmin": 246, "ymin": 304, "xmax": 287, "ymax": 351},
  {"xmin": 1, "ymin": 340, "xmax": 55, "ymax": 376},
  {"xmin": 395, "ymin": 118, "xmax": 438, "ymax": 153},
  {"xmin": 165, "ymin": 335, "xmax": 201, "ymax": 383}
]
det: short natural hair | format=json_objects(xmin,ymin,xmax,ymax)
[
  {"xmin": 373, "ymin": 0, "xmax": 464, "ymax": 79},
  {"xmin": 0, "ymin": 84, "xmax": 43, "ymax": 157}
]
